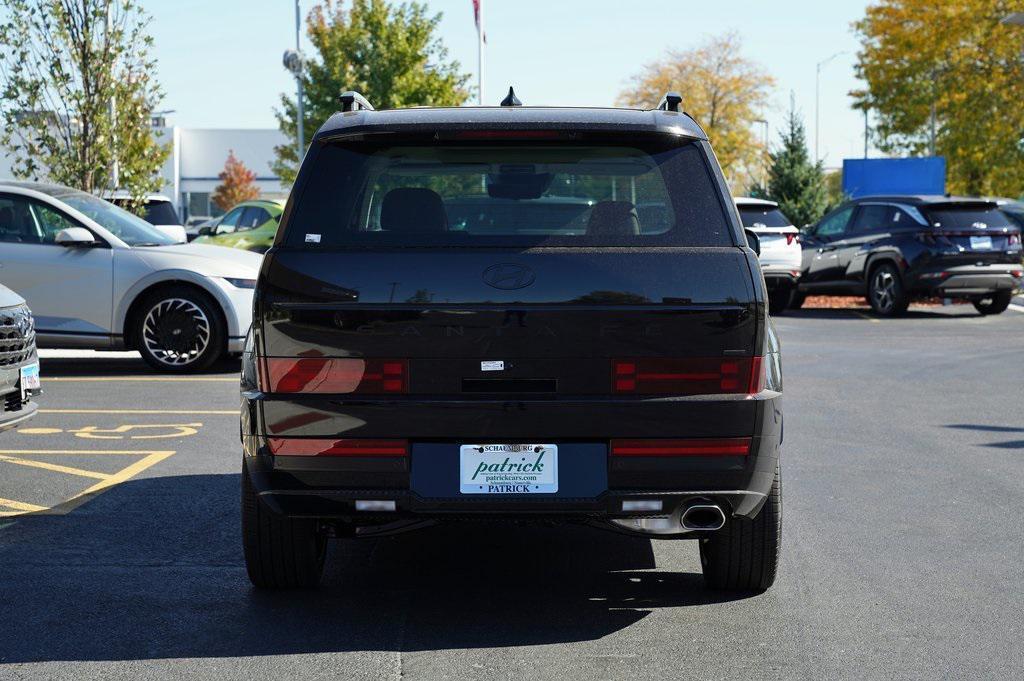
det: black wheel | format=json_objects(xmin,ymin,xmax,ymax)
[
  {"xmin": 768, "ymin": 287, "xmax": 793, "ymax": 315},
  {"xmin": 699, "ymin": 462, "xmax": 781, "ymax": 593},
  {"xmin": 972, "ymin": 291, "xmax": 1012, "ymax": 316},
  {"xmin": 788, "ymin": 291, "xmax": 806, "ymax": 310},
  {"xmin": 133, "ymin": 286, "xmax": 225, "ymax": 372},
  {"xmin": 242, "ymin": 466, "xmax": 326, "ymax": 589},
  {"xmin": 867, "ymin": 263, "xmax": 909, "ymax": 316}
]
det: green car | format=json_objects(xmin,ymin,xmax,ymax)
[{"xmin": 193, "ymin": 199, "xmax": 285, "ymax": 252}]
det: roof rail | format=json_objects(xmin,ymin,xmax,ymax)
[
  {"xmin": 339, "ymin": 91, "xmax": 375, "ymax": 113},
  {"xmin": 656, "ymin": 92, "xmax": 683, "ymax": 113}
]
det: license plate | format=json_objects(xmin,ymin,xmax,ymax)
[
  {"xmin": 459, "ymin": 443, "xmax": 558, "ymax": 494},
  {"xmin": 19, "ymin": 362, "xmax": 40, "ymax": 400},
  {"xmin": 970, "ymin": 235, "xmax": 993, "ymax": 250}
]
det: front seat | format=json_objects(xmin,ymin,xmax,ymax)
[
  {"xmin": 380, "ymin": 188, "xmax": 448, "ymax": 233},
  {"xmin": 587, "ymin": 200, "xmax": 640, "ymax": 237}
]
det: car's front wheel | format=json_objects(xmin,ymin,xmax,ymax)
[
  {"xmin": 699, "ymin": 462, "xmax": 781, "ymax": 593},
  {"xmin": 972, "ymin": 291, "xmax": 1012, "ymax": 316},
  {"xmin": 134, "ymin": 286, "xmax": 225, "ymax": 372},
  {"xmin": 867, "ymin": 263, "xmax": 909, "ymax": 316}
]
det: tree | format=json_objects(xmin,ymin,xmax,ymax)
[
  {"xmin": 853, "ymin": 0, "xmax": 1024, "ymax": 195},
  {"xmin": 757, "ymin": 102, "xmax": 830, "ymax": 229},
  {"xmin": 273, "ymin": 0, "xmax": 471, "ymax": 185},
  {"xmin": 211, "ymin": 151, "xmax": 260, "ymax": 212},
  {"xmin": 618, "ymin": 32, "xmax": 775, "ymax": 190},
  {"xmin": 0, "ymin": 0, "xmax": 169, "ymax": 203}
]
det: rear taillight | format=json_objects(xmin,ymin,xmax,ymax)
[
  {"xmin": 785, "ymin": 233, "xmax": 796, "ymax": 245},
  {"xmin": 260, "ymin": 358, "xmax": 407, "ymax": 394},
  {"xmin": 612, "ymin": 357, "xmax": 765, "ymax": 395},
  {"xmin": 1010, "ymin": 233, "xmax": 1021, "ymax": 245},
  {"xmin": 268, "ymin": 438, "xmax": 409, "ymax": 456},
  {"xmin": 611, "ymin": 438, "xmax": 751, "ymax": 457}
]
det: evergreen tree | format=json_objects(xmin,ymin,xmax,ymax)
[{"xmin": 761, "ymin": 103, "xmax": 830, "ymax": 228}]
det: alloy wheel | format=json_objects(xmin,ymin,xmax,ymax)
[
  {"xmin": 141, "ymin": 298, "xmax": 211, "ymax": 366},
  {"xmin": 871, "ymin": 269, "xmax": 896, "ymax": 314}
]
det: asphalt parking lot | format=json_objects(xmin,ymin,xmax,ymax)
[{"xmin": 1, "ymin": 301, "xmax": 1023, "ymax": 680}]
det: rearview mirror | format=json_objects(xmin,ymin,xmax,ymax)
[
  {"xmin": 744, "ymin": 228, "xmax": 761, "ymax": 256},
  {"xmin": 55, "ymin": 227, "xmax": 97, "ymax": 247},
  {"xmin": 197, "ymin": 225, "xmax": 213, "ymax": 236}
]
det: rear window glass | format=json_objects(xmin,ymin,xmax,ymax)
[
  {"xmin": 142, "ymin": 202, "xmax": 181, "ymax": 226},
  {"xmin": 737, "ymin": 207, "xmax": 791, "ymax": 228},
  {"xmin": 285, "ymin": 139, "xmax": 733, "ymax": 248},
  {"xmin": 923, "ymin": 206, "xmax": 1013, "ymax": 229}
]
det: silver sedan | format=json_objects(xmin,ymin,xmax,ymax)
[{"xmin": 0, "ymin": 181, "xmax": 261, "ymax": 372}]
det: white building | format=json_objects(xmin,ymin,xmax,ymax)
[{"xmin": 1, "ymin": 122, "xmax": 290, "ymax": 222}]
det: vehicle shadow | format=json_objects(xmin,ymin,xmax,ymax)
[
  {"xmin": 38, "ymin": 355, "xmax": 241, "ymax": 377},
  {"xmin": 943, "ymin": 423, "xmax": 1024, "ymax": 449},
  {"xmin": 781, "ymin": 306, "xmax": 975, "ymax": 320},
  {"xmin": 0, "ymin": 473, "xmax": 745, "ymax": 663}
]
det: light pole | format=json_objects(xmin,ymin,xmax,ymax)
[
  {"xmin": 754, "ymin": 118, "xmax": 769, "ymax": 189},
  {"xmin": 815, "ymin": 51, "xmax": 846, "ymax": 163},
  {"xmin": 283, "ymin": 1, "xmax": 305, "ymax": 163}
]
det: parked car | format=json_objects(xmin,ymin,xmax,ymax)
[
  {"xmin": 794, "ymin": 195, "xmax": 1023, "ymax": 316},
  {"xmin": 192, "ymin": 199, "xmax": 284, "ymax": 253},
  {"xmin": 734, "ymin": 197, "xmax": 801, "ymax": 313},
  {"xmin": 239, "ymin": 91, "xmax": 783, "ymax": 593},
  {"xmin": 993, "ymin": 198, "xmax": 1024, "ymax": 230},
  {"xmin": 185, "ymin": 217, "xmax": 217, "ymax": 242},
  {"xmin": 108, "ymin": 193, "xmax": 187, "ymax": 244},
  {"xmin": 0, "ymin": 283, "xmax": 39, "ymax": 432},
  {"xmin": 0, "ymin": 181, "xmax": 262, "ymax": 372}
]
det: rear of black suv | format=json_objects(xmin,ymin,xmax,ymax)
[{"xmin": 240, "ymin": 99, "xmax": 783, "ymax": 593}]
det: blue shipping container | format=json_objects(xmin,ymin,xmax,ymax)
[{"xmin": 842, "ymin": 157, "xmax": 946, "ymax": 198}]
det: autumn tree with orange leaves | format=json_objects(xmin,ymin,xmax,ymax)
[
  {"xmin": 618, "ymin": 32, "xmax": 775, "ymax": 191},
  {"xmin": 211, "ymin": 151, "xmax": 260, "ymax": 212}
]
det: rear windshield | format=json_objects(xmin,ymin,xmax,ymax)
[
  {"xmin": 143, "ymin": 202, "xmax": 181, "ymax": 226},
  {"xmin": 737, "ymin": 207, "xmax": 791, "ymax": 228},
  {"xmin": 284, "ymin": 138, "xmax": 734, "ymax": 248},
  {"xmin": 923, "ymin": 206, "xmax": 1014, "ymax": 230}
]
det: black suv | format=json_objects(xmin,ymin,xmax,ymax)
[
  {"xmin": 793, "ymin": 195, "xmax": 1023, "ymax": 315},
  {"xmin": 240, "ymin": 91, "xmax": 783, "ymax": 592}
]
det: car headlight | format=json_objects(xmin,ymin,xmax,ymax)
[{"xmin": 223, "ymin": 277, "xmax": 257, "ymax": 289}]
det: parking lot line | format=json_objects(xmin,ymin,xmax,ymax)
[
  {"xmin": 38, "ymin": 408, "xmax": 237, "ymax": 415},
  {"xmin": 49, "ymin": 451, "xmax": 175, "ymax": 515},
  {"xmin": 44, "ymin": 376, "xmax": 237, "ymax": 382},
  {"xmin": 0, "ymin": 454, "xmax": 109, "ymax": 480},
  {"xmin": 1009, "ymin": 303, "xmax": 1024, "ymax": 313},
  {"xmin": 0, "ymin": 497, "xmax": 48, "ymax": 514},
  {"xmin": 0, "ymin": 449, "xmax": 172, "ymax": 455}
]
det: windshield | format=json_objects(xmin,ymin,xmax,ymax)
[
  {"xmin": 284, "ymin": 138, "xmax": 733, "ymax": 248},
  {"xmin": 58, "ymin": 193, "xmax": 177, "ymax": 246},
  {"xmin": 737, "ymin": 207, "xmax": 792, "ymax": 228}
]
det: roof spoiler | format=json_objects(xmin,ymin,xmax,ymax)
[
  {"xmin": 339, "ymin": 91, "xmax": 375, "ymax": 113},
  {"xmin": 656, "ymin": 92, "xmax": 683, "ymax": 113}
]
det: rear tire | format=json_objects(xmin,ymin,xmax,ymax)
[
  {"xmin": 972, "ymin": 291, "xmax": 1012, "ymax": 315},
  {"xmin": 867, "ymin": 263, "xmax": 909, "ymax": 317},
  {"xmin": 768, "ymin": 287, "xmax": 793, "ymax": 316},
  {"xmin": 242, "ymin": 466, "xmax": 327, "ymax": 589},
  {"xmin": 699, "ymin": 462, "xmax": 781, "ymax": 593},
  {"xmin": 134, "ymin": 286, "xmax": 226, "ymax": 372}
]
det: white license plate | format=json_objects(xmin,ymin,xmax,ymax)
[
  {"xmin": 970, "ymin": 235, "xmax": 993, "ymax": 250},
  {"xmin": 459, "ymin": 443, "xmax": 558, "ymax": 494},
  {"xmin": 20, "ymin": 362, "xmax": 40, "ymax": 400}
]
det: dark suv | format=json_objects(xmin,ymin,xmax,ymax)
[
  {"xmin": 240, "ymin": 91, "xmax": 783, "ymax": 593},
  {"xmin": 793, "ymin": 195, "xmax": 1023, "ymax": 315}
]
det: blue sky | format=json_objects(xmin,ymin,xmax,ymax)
[{"xmin": 148, "ymin": 0, "xmax": 869, "ymax": 167}]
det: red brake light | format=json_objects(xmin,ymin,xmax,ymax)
[
  {"xmin": 613, "ymin": 357, "xmax": 766, "ymax": 395},
  {"xmin": 785, "ymin": 233, "xmax": 796, "ymax": 245},
  {"xmin": 1010, "ymin": 233, "xmax": 1020, "ymax": 245},
  {"xmin": 611, "ymin": 438, "xmax": 751, "ymax": 457},
  {"xmin": 268, "ymin": 438, "xmax": 408, "ymax": 457},
  {"xmin": 261, "ymin": 358, "xmax": 407, "ymax": 394}
]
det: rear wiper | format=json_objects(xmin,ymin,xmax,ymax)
[{"xmin": 131, "ymin": 242, "xmax": 166, "ymax": 247}]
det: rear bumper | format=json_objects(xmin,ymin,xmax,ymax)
[
  {"xmin": 761, "ymin": 269, "xmax": 800, "ymax": 288},
  {"xmin": 909, "ymin": 265, "xmax": 1022, "ymax": 297},
  {"xmin": 0, "ymin": 399, "xmax": 37, "ymax": 432},
  {"xmin": 240, "ymin": 391, "xmax": 782, "ymax": 528}
]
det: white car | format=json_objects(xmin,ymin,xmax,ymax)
[
  {"xmin": 734, "ymin": 197, "xmax": 802, "ymax": 313},
  {"xmin": 108, "ymin": 192, "xmax": 188, "ymax": 244},
  {"xmin": 0, "ymin": 181, "xmax": 261, "ymax": 372}
]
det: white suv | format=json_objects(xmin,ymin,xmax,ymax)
[{"xmin": 734, "ymin": 197, "xmax": 801, "ymax": 313}]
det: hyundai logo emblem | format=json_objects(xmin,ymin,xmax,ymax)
[{"xmin": 482, "ymin": 263, "xmax": 536, "ymax": 290}]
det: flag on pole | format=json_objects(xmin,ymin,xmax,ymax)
[{"xmin": 472, "ymin": 0, "xmax": 486, "ymax": 43}]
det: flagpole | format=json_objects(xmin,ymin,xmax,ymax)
[{"xmin": 477, "ymin": 0, "xmax": 484, "ymax": 105}]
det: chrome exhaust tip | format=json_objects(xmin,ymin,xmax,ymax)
[{"xmin": 680, "ymin": 504, "xmax": 726, "ymax": 531}]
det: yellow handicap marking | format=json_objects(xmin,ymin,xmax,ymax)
[
  {"xmin": 39, "ymin": 409, "xmax": 236, "ymax": 415},
  {"xmin": 19, "ymin": 427, "xmax": 63, "ymax": 435},
  {"xmin": 0, "ymin": 449, "xmax": 174, "ymax": 517},
  {"xmin": 69, "ymin": 423, "xmax": 202, "ymax": 440}
]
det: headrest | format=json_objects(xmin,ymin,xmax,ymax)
[
  {"xmin": 380, "ymin": 188, "xmax": 448, "ymax": 233},
  {"xmin": 587, "ymin": 201, "xmax": 640, "ymax": 237}
]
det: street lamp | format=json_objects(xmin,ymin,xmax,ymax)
[
  {"xmin": 815, "ymin": 51, "xmax": 846, "ymax": 163},
  {"xmin": 754, "ymin": 118, "xmax": 769, "ymax": 189},
  {"xmin": 283, "ymin": 0, "xmax": 305, "ymax": 163}
]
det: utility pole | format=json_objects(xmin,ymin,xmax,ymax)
[
  {"xmin": 863, "ymin": 106, "xmax": 869, "ymax": 159},
  {"xmin": 815, "ymin": 52, "xmax": 845, "ymax": 163},
  {"xmin": 476, "ymin": 0, "xmax": 485, "ymax": 104},
  {"xmin": 755, "ymin": 118, "xmax": 769, "ymax": 189},
  {"xmin": 283, "ymin": 1, "xmax": 305, "ymax": 164},
  {"xmin": 107, "ymin": 2, "xmax": 119, "ymax": 189}
]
